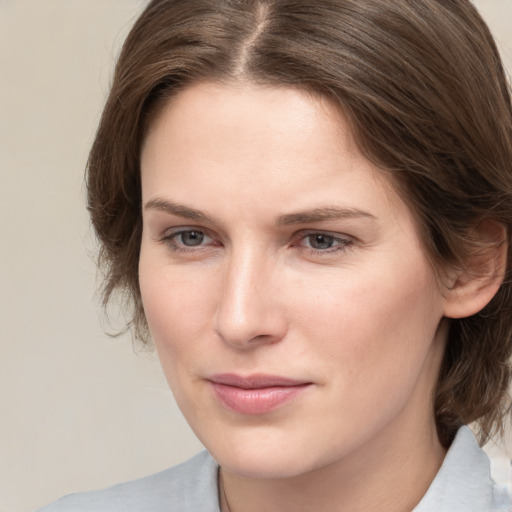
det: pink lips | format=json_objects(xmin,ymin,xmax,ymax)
[{"xmin": 208, "ymin": 373, "xmax": 312, "ymax": 415}]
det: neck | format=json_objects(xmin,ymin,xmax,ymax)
[{"xmin": 220, "ymin": 417, "xmax": 445, "ymax": 512}]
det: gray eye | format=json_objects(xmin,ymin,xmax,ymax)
[
  {"xmin": 179, "ymin": 230, "xmax": 205, "ymax": 246},
  {"xmin": 307, "ymin": 234, "xmax": 335, "ymax": 250}
]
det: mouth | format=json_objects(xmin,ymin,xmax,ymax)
[{"xmin": 207, "ymin": 373, "xmax": 313, "ymax": 415}]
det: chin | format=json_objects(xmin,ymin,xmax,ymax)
[
  {"xmin": 213, "ymin": 446, "xmax": 318, "ymax": 479},
  {"xmin": 194, "ymin": 422, "xmax": 343, "ymax": 480}
]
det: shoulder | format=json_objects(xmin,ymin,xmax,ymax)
[
  {"xmin": 35, "ymin": 451, "xmax": 220, "ymax": 512},
  {"xmin": 414, "ymin": 426, "xmax": 512, "ymax": 512}
]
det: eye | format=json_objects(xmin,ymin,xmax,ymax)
[
  {"xmin": 305, "ymin": 234, "xmax": 338, "ymax": 250},
  {"xmin": 160, "ymin": 228, "xmax": 218, "ymax": 253},
  {"xmin": 294, "ymin": 231, "xmax": 353, "ymax": 255},
  {"xmin": 177, "ymin": 230, "xmax": 206, "ymax": 247}
]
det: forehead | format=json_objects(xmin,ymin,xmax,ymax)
[
  {"xmin": 144, "ymin": 82, "xmax": 365, "ymax": 179},
  {"xmin": 140, "ymin": 81, "xmax": 410, "ymax": 229},
  {"xmin": 143, "ymin": 81, "xmax": 352, "ymax": 162}
]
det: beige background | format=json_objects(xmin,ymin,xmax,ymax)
[{"xmin": 1, "ymin": 1, "xmax": 511, "ymax": 511}]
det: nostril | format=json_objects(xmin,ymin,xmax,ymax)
[{"xmin": 214, "ymin": 309, "xmax": 287, "ymax": 349}]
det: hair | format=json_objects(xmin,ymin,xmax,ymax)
[{"xmin": 87, "ymin": 0, "xmax": 512, "ymax": 447}]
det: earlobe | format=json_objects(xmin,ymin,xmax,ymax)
[{"xmin": 443, "ymin": 219, "xmax": 507, "ymax": 319}]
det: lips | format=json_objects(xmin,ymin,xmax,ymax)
[{"xmin": 208, "ymin": 373, "xmax": 312, "ymax": 415}]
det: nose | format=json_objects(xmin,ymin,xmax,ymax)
[{"xmin": 214, "ymin": 248, "xmax": 287, "ymax": 349}]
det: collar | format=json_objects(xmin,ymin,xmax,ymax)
[{"xmin": 414, "ymin": 426, "xmax": 511, "ymax": 511}]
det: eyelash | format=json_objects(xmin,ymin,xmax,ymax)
[
  {"xmin": 159, "ymin": 228, "xmax": 218, "ymax": 254},
  {"xmin": 294, "ymin": 231, "xmax": 354, "ymax": 255},
  {"xmin": 159, "ymin": 228, "xmax": 354, "ymax": 256}
]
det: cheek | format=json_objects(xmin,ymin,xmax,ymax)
[
  {"xmin": 291, "ymin": 255, "xmax": 443, "ymax": 395},
  {"xmin": 138, "ymin": 252, "xmax": 217, "ymax": 368},
  {"xmin": 139, "ymin": 270, "xmax": 210, "ymax": 425}
]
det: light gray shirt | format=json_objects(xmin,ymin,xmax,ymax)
[{"xmin": 37, "ymin": 426, "xmax": 511, "ymax": 511}]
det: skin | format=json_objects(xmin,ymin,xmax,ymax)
[{"xmin": 139, "ymin": 81, "xmax": 454, "ymax": 512}]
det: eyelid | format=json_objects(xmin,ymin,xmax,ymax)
[
  {"xmin": 293, "ymin": 228, "xmax": 354, "ymax": 242},
  {"xmin": 159, "ymin": 226, "xmax": 220, "ymax": 251},
  {"xmin": 161, "ymin": 224, "xmax": 212, "ymax": 238},
  {"xmin": 291, "ymin": 229, "xmax": 355, "ymax": 254}
]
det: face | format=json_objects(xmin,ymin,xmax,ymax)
[{"xmin": 139, "ymin": 82, "xmax": 448, "ymax": 479}]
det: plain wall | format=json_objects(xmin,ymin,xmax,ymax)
[{"xmin": 1, "ymin": 1, "xmax": 511, "ymax": 511}]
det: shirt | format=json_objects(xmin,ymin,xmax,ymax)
[{"xmin": 36, "ymin": 426, "xmax": 511, "ymax": 512}]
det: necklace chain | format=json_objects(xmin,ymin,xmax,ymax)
[{"xmin": 220, "ymin": 468, "xmax": 232, "ymax": 512}]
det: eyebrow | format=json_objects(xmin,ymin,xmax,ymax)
[
  {"xmin": 144, "ymin": 198, "xmax": 214, "ymax": 222},
  {"xmin": 276, "ymin": 207, "xmax": 376, "ymax": 226},
  {"xmin": 144, "ymin": 198, "xmax": 376, "ymax": 226}
]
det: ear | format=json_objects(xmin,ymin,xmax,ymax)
[{"xmin": 443, "ymin": 219, "xmax": 507, "ymax": 319}]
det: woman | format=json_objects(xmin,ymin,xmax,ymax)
[{"xmin": 38, "ymin": 0, "xmax": 512, "ymax": 510}]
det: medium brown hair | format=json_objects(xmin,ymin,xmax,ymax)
[{"xmin": 87, "ymin": 0, "xmax": 512, "ymax": 446}]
